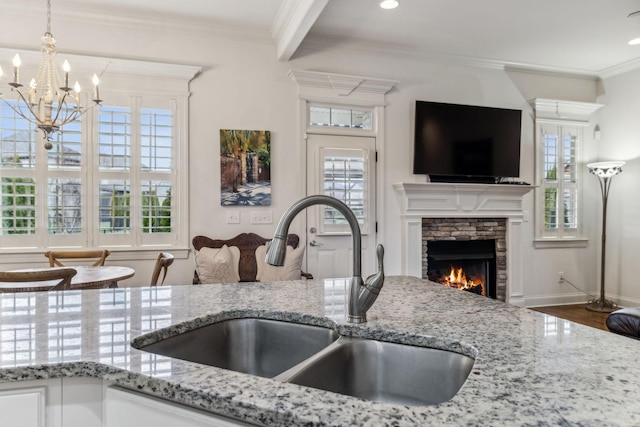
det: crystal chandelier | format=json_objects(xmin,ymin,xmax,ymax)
[{"xmin": 0, "ymin": 0, "xmax": 102, "ymax": 149}]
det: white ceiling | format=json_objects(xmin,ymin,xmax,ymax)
[{"xmin": 7, "ymin": 0, "xmax": 640, "ymax": 76}]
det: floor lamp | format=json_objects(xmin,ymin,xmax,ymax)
[{"xmin": 586, "ymin": 161, "xmax": 625, "ymax": 312}]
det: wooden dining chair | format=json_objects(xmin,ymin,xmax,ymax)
[
  {"xmin": 0, "ymin": 268, "xmax": 78, "ymax": 293},
  {"xmin": 44, "ymin": 250, "xmax": 111, "ymax": 267},
  {"xmin": 150, "ymin": 252, "xmax": 175, "ymax": 286}
]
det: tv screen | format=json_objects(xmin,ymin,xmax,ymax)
[{"xmin": 413, "ymin": 100, "xmax": 522, "ymax": 183}]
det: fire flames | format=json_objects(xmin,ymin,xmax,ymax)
[{"xmin": 439, "ymin": 266, "xmax": 485, "ymax": 296}]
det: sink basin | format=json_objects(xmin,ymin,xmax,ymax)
[
  {"xmin": 137, "ymin": 318, "xmax": 474, "ymax": 406},
  {"xmin": 138, "ymin": 318, "xmax": 339, "ymax": 378},
  {"xmin": 279, "ymin": 338, "xmax": 475, "ymax": 406}
]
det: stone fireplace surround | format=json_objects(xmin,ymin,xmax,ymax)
[{"xmin": 393, "ymin": 182, "xmax": 533, "ymax": 306}]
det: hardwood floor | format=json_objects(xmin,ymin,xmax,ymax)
[{"xmin": 529, "ymin": 304, "xmax": 609, "ymax": 332}]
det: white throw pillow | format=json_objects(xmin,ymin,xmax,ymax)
[
  {"xmin": 195, "ymin": 245, "xmax": 241, "ymax": 283},
  {"xmin": 255, "ymin": 244, "xmax": 305, "ymax": 282}
]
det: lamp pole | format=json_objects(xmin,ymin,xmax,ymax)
[{"xmin": 586, "ymin": 161, "xmax": 624, "ymax": 313}]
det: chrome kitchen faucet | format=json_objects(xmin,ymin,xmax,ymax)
[{"xmin": 266, "ymin": 195, "xmax": 385, "ymax": 323}]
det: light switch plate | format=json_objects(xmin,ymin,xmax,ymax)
[
  {"xmin": 226, "ymin": 210, "xmax": 240, "ymax": 224},
  {"xmin": 251, "ymin": 211, "xmax": 272, "ymax": 224}
]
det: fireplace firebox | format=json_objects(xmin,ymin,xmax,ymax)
[
  {"xmin": 427, "ymin": 240, "xmax": 497, "ymax": 299},
  {"xmin": 422, "ymin": 217, "xmax": 507, "ymax": 301}
]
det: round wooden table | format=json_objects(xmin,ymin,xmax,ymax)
[{"xmin": 1, "ymin": 266, "xmax": 135, "ymax": 292}]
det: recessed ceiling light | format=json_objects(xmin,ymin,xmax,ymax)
[
  {"xmin": 380, "ymin": 0, "xmax": 399, "ymax": 10},
  {"xmin": 628, "ymin": 11, "xmax": 640, "ymax": 45}
]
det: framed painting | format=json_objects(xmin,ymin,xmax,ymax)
[{"xmin": 220, "ymin": 129, "xmax": 271, "ymax": 206}]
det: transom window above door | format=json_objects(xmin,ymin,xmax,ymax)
[{"xmin": 309, "ymin": 105, "xmax": 373, "ymax": 130}]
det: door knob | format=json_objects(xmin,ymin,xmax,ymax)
[{"xmin": 309, "ymin": 240, "xmax": 323, "ymax": 247}]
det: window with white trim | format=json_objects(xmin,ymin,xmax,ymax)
[
  {"xmin": 537, "ymin": 122, "xmax": 582, "ymax": 238},
  {"xmin": 531, "ymin": 99, "xmax": 602, "ymax": 245},
  {"xmin": 0, "ymin": 61, "xmax": 194, "ymax": 252},
  {"xmin": 309, "ymin": 105, "xmax": 373, "ymax": 130}
]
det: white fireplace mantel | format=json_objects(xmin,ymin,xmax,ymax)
[{"xmin": 393, "ymin": 182, "xmax": 534, "ymax": 305}]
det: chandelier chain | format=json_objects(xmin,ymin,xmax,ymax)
[{"xmin": 46, "ymin": 0, "xmax": 52, "ymax": 34}]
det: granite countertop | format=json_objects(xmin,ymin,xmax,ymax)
[{"xmin": 0, "ymin": 276, "xmax": 638, "ymax": 426}]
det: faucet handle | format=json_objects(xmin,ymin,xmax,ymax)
[
  {"xmin": 364, "ymin": 244, "xmax": 385, "ymax": 292},
  {"xmin": 375, "ymin": 244, "xmax": 384, "ymax": 273}
]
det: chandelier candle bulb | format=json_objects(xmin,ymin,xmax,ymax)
[
  {"xmin": 12, "ymin": 54, "xmax": 21, "ymax": 86},
  {"xmin": 92, "ymin": 74, "xmax": 100, "ymax": 101},
  {"xmin": 62, "ymin": 60, "xmax": 70, "ymax": 90}
]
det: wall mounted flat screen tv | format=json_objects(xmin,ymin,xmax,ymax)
[{"xmin": 413, "ymin": 100, "xmax": 522, "ymax": 183}]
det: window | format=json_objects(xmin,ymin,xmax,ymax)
[
  {"xmin": 0, "ymin": 58, "xmax": 196, "ymax": 253},
  {"xmin": 531, "ymin": 99, "xmax": 603, "ymax": 246},
  {"xmin": 321, "ymin": 147, "xmax": 368, "ymax": 231},
  {"xmin": 539, "ymin": 124, "xmax": 581, "ymax": 237},
  {"xmin": 309, "ymin": 105, "xmax": 373, "ymax": 130}
]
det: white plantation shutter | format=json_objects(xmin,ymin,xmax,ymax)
[
  {"xmin": 1, "ymin": 92, "xmax": 184, "ymax": 250},
  {"xmin": 320, "ymin": 147, "xmax": 370, "ymax": 234},
  {"xmin": 540, "ymin": 124, "xmax": 579, "ymax": 238}
]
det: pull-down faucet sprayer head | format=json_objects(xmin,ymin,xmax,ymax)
[{"xmin": 265, "ymin": 235, "xmax": 288, "ymax": 266}]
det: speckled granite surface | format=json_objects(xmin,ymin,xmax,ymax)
[{"xmin": 1, "ymin": 276, "xmax": 639, "ymax": 426}]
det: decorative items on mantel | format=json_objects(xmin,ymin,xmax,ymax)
[
  {"xmin": 586, "ymin": 161, "xmax": 625, "ymax": 312},
  {"xmin": 0, "ymin": 0, "xmax": 102, "ymax": 148},
  {"xmin": 393, "ymin": 182, "xmax": 533, "ymax": 306}
]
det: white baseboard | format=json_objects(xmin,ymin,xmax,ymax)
[
  {"xmin": 524, "ymin": 292, "xmax": 589, "ymax": 308},
  {"xmin": 524, "ymin": 292, "xmax": 640, "ymax": 309}
]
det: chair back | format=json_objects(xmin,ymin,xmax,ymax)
[
  {"xmin": 0, "ymin": 268, "xmax": 78, "ymax": 293},
  {"xmin": 150, "ymin": 252, "xmax": 175, "ymax": 286},
  {"xmin": 45, "ymin": 250, "xmax": 111, "ymax": 267},
  {"xmin": 192, "ymin": 233, "xmax": 300, "ymax": 282}
]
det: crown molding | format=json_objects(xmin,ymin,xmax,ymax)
[
  {"xmin": 529, "ymin": 98, "xmax": 604, "ymax": 120},
  {"xmin": 0, "ymin": 47, "xmax": 201, "ymax": 81},
  {"xmin": 2, "ymin": 1, "xmax": 275, "ymax": 47},
  {"xmin": 598, "ymin": 57, "xmax": 640, "ymax": 79},
  {"xmin": 289, "ymin": 70, "xmax": 397, "ymax": 97},
  {"xmin": 298, "ymin": 35, "xmax": 640, "ymax": 79}
]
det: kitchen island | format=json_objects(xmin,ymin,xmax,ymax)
[{"xmin": 0, "ymin": 276, "xmax": 638, "ymax": 426}]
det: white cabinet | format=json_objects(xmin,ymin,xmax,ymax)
[
  {"xmin": 104, "ymin": 386, "xmax": 253, "ymax": 427},
  {"xmin": 0, "ymin": 379, "xmax": 253, "ymax": 427},
  {"xmin": 0, "ymin": 384, "xmax": 48, "ymax": 427},
  {"xmin": 0, "ymin": 378, "xmax": 102, "ymax": 427}
]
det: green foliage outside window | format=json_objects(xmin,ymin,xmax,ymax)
[
  {"xmin": 110, "ymin": 191, "xmax": 131, "ymax": 232},
  {"xmin": 142, "ymin": 190, "xmax": 171, "ymax": 233},
  {"xmin": 1, "ymin": 176, "xmax": 36, "ymax": 234},
  {"xmin": 544, "ymin": 165, "xmax": 557, "ymax": 229},
  {"xmin": 1, "ymin": 156, "xmax": 36, "ymax": 235}
]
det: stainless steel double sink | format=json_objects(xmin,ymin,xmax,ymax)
[{"xmin": 134, "ymin": 318, "xmax": 475, "ymax": 406}]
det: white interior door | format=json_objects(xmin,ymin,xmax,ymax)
[{"xmin": 306, "ymin": 134, "xmax": 376, "ymax": 280}]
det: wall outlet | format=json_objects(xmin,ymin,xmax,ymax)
[
  {"xmin": 226, "ymin": 210, "xmax": 240, "ymax": 224},
  {"xmin": 251, "ymin": 211, "xmax": 273, "ymax": 224},
  {"xmin": 558, "ymin": 271, "xmax": 564, "ymax": 284}
]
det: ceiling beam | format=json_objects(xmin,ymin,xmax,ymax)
[{"xmin": 272, "ymin": 0, "xmax": 329, "ymax": 61}]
